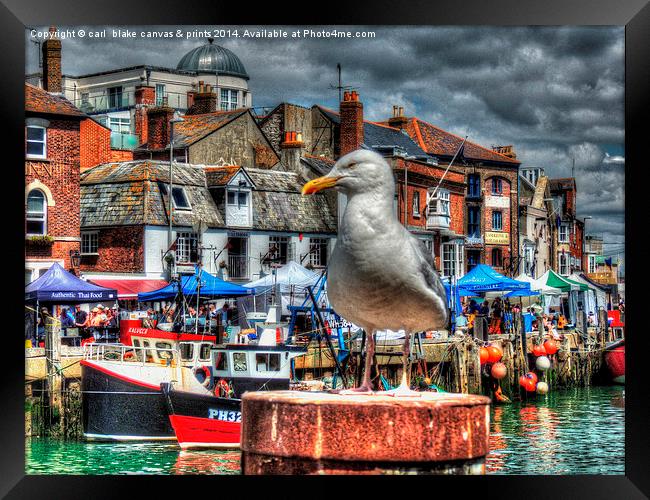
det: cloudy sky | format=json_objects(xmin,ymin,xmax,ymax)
[{"xmin": 25, "ymin": 25, "xmax": 625, "ymax": 262}]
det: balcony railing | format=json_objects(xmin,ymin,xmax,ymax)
[
  {"xmin": 110, "ymin": 132, "xmax": 140, "ymax": 150},
  {"xmin": 75, "ymin": 90, "xmax": 190, "ymax": 114},
  {"xmin": 426, "ymin": 213, "xmax": 450, "ymax": 230},
  {"xmin": 228, "ymin": 255, "xmax": 249, "ymax": 280}
]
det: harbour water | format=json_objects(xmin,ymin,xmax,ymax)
[{"xmin": 26, "ymin": 386, "xmax": 624, "ymax": 475}]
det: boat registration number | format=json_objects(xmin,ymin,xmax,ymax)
[{"xmin": 208, "ymin": 409, "xmax": 242, "ymax": 422}]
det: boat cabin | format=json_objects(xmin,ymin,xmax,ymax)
[
  {"xmin": 130, "ymin": 336, "xmax": 214, "ymax": 366},
  {"xmin": 211, "ymin": 344, "xmax": 306, "ymax": 397}
]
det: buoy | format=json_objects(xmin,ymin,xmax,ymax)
[
  {"xmin": 487, "ymin": 345, "xmax": 503, "ymax": 364},
  {"xmin": 276, "ymin": 327, "xmax": 282, "ymax": 344},
  {"xmin": 532, "ymin": 344, "xmax": 547, "ymax": 357},
  {"xmin": 479, "ymin": 347, "xmax": 489, "ymax": 365},
  {"xmin": 536, "ymin": 381, "xmax": 549, "ymax": 395},
  {"xmin": 535, "ymin": 356, "xmax": 551, "ymax": 371},
  {"xmin": 519, "ymin": 375, "xmax": 536, "ymax": 392},
  {"xmin": 491, "ymin": 362, "xmax": 507, "ymax": 380},
  {"xmin": 543, "ymin": 339, "xmax": 559, "ymax": 355},
  {"xmin": 525, "ymin": 371, "xmax": 538, "ymax": 385}
]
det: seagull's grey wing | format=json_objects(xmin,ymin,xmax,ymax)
[{"xmin": 406, "ymin": 235, "xmax": 449, "ymax": 320}]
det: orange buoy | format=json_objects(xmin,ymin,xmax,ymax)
[
  {"xmin": 487, "ymin": 345, "xmax": 503, "ymax": 364},
  {"xmin": 519, "ymin": 375, "xmax": 536, "ymax": 392},
  {"xmin": 479, "ymin": 347, "xmax": 489, "ymax": 365},
  {"xmin": 532, "ymin": 344, "xmax": 547, "ymax": 357},
  {"xmin": 491, "ymin": 362, "xmax": 507, "ymax": 380},
  {"xmin": 543, "ymin": 339, "xmax": 559, "ymax": 355}
]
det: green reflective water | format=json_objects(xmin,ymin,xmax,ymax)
[{"xmin": 26, "ymin": 386, "xmax": 624, "ymax": 475}]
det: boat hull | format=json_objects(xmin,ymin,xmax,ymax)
[
  {"xmin": 81, "ymin": 360, "xmax": 175, "ymax": 441},
  {"xmin": 604, "ymin": 341, "xmax": 625, "ymax": 385},
  {"xmin": 162, "ymin": 384, "xmax": 242, "ymax": 450}
]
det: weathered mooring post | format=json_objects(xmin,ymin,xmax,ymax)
[
  {"xmin": 44, "ymin": 315, "xmax": 63, "ymax": 435},
  {"xmin": 241, "ymin": 391, "xmax": 491, "ymax": 475}
]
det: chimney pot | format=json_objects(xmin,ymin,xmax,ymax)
[{"xmin": 398, "ymin": 106, "xmax": 404, "ymax": 116}]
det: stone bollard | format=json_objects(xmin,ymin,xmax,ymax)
[{"xmin": 241, "ymin": 391, "xmax": 491, "ymax": 475}]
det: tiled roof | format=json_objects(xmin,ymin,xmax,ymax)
[
  {"xmin": 80, "ymin": 160, "xmax": 206, "ymax": 186},
  {"xmin": 25, "ymin": 83, "xmax": 86, "ymax": 118},
  {"xmin": 80, "ymin": 160, "xmax": 336, "ymax": 234},
  {"xmin": 204, "ymin": 165, "xmax": 241, "ymax": 186},
  {"xmin": 172, "ymin": 110, "xmax": 247, "ymax": 148},
  {"xmin": 316, "ymin": 107, "xmax": 432, "ymax": 159},
  {"xmin": 80, "ymin": 161, "xmax": 223, "ymax": 228},
  {"xmin": 247, "ymin": 169, "xmax": 337, "ymax": 233},
  {"xmin": 404, "ymin": 117, "xmax": 520, "ymax": 165},
  {"xmin": 301, "ymin": 155, "xmax": 334, "ymax": 176}
]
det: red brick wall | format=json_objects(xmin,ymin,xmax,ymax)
[
  {"xmin": 147, "ymin": 107, "xmax": 174, "ymax": 150},
  {"xmin": 80, "ymin": 118, "xmax": 111, "ymax": 171},
  {"xmin": 134, "ymin": 86, "xmax": 156, "ymax": 146},
  {"xmin": 339, "ymin": 92, "xmax": 363, "ymax": 157},
  {"xmin": 110, "ymin": 149, "xmax": 134, "ymax": 162},
  {"xmin": 79, "ymin": 226, "xmax": 145, "ymax": 273},
  {"xmin": 25, "ymin": 118, "xmax": 81, "ymax": 268}
]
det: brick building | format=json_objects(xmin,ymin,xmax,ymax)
[
  {"xmin": 260, "ymin": 95, "xmax": 469, "ymax": 278},
  {"xmin": 549, "ymin": 178, "xmax": 584, "ymax": 276}
]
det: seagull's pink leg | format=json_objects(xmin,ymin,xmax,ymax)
[
  {"xmin": 339, "ymin": 329, "xmax": 375, "ymax": 394},
  {"xmin": 385, "ymin": 331, "xmax": 421, "ymax": 397}
]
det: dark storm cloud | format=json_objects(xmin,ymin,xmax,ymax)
[{"xmin": 25, "ymin": 25, "xmax": 625, "ymax": 249}]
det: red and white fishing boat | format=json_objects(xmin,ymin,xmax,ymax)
[{"xmin": 604, "ymin": 338, "xmax": 625, "ymax": 385}]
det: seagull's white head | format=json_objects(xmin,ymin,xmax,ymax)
[{"xmin": 301, "ymin": 149, "xmax": 395, "ymax": 197}]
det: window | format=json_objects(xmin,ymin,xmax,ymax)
[
  {"xmin": 109, "ymin": 117, "xmax": 130, "ymax": 134},
  {"xmin": 226, "ymin": 190, "xmax": 248, "ymax": 208},
  {"xmin": 467, "ymin": 206, "xmax": 480, "ymax": 238},
  {"xmin": 199, "ymin": 343, "xmax": 211, "ymax": 361},
  {"xmin": 412, "ymin": 191, "xmax": 421, "ymax": 216},
  {"xmin": 269, "ymin": 236, "xmax": 292, "ymax": 265},
  {"xmin": 491, "ymin": 248, "xmax": 503, "ymax": 268},
  {"xmin": 492, "ymin": 178, "xmax": 503, "ymax": 195},
  {"xmin": 309, "ymin": 238, "xmax": 328, "ymax": 268},
  {"xmin": 524, "ymin": 245, "xmax": 536, "ymax": 276},
  {"xmin": 176, "ymin": 232, "xmax": 198, "ymax": 263},
  {"xmin": 467, "ymin": 250, "xmax": 481, "ymax": 272},
  {"xmin": 108, "ymin": 86, "xmax": 123, "ymax": 108},
  {"xmin": 233, "ymin": 352, "xmax": 247, "ymax": 371},
  {"xmin": 81, "ymin": 231, "xmax": 98, "ymax": 255},
  {"xmin": 214, "ymin": 351, "xmax": 228, "ymax": 371},
  {"xmin": 180, "ymin": 343, "xmax": 194, "ymax": 361},
  {"xmin": 559, "ymin": 253, "xmax": 569, "ymax": 275},
  {"xmin": 155, "ymin": 84, "xmax": 166, "ymax": 107},
  {"xmin": 492, "ymin": 211, "xmax": 503, "ymax": 231},
  {"xmin": 26, "ymin": 126, "xmax": 47, "ymax": 158},
  {"xmin": 171, "ymin": 187, "xmax": 191, "ymax": 210},
  {"xmin": 559, "ymin": 224, "xmax": 569, "ymax": 243},
  {"xmin": 428, "ymin": 189, "xmax": 450, "ymax": 216},
  {"xmin": 155, "ymin": 342, "xmax": 173, "ymax": 360},
  {"xmin": 26, "ymin": 190, "xmax": 46, "ymax": 235},
  {"xmin": 255, "ymin": 353, "xmax": 281, "ymax": 372},
  {"xmin": 220, "ymin": 89, "xmax": 238, "ymax": 111},
  {"xmin": 468, "ymin": 174, "xmax": 480, "ymax": 198},
  {"xmin": 588, "ymin": 255, "xmax": 597, "ymax": 274},
  {"xmin": 442, "ymin": 242, "xmax": 464, "ymax": 278}
]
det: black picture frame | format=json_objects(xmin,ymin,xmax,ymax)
[{"xmin": 2, "ymin": 0, "xmax": 647, "ymax": 497}]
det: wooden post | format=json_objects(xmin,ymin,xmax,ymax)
[{"xmin": 44, "ymin": 315, "xmax": 63, "ymax": 435}]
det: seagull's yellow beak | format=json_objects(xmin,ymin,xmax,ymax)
[{"xmin": 301, "ymin": 176, "xmax": 340, "ymax": 195}]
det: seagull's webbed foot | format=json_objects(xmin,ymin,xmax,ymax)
[
  {"xmin": 384, "ymin": 331, "xmax": 421, "ymax": 398},
  {"xmin": 338, "ymin": 384, "xmax": 374, "ymax": 395}
]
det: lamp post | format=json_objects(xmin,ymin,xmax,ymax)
[
  {"xmin": 168, "ymin": 112, "xmax": 184, "ymax": 250},
  {"xmin": 582, "ymin": 216, "xmax": 592, "ymax": 272}
]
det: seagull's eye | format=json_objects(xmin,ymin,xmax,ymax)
[{"xmin": 344, "ymin": 162, "xmax": 357, "ymax": 169}]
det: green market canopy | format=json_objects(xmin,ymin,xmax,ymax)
[{"xmin": 539, "ymin": 269, "xmax": 589, "ymax": 292}]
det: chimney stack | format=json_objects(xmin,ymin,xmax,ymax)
[
  {"xmin": 280, "ymin": 130, "xmax": 304, "ymax": 173},
  {"xmin": 42, "ymin": 26, "xmax": 62, "ymax": 93},
  {"xmin": 339, "ymin": 90, "xmax": 364, "ymax": 157},
  {"xmin": 134, "ymin": 85, "xmax": 155, "ymax": 145},
  {"xmin": 185, "ymin": 82, "xmax": 217, "ymax": 115},
  {"xmin": 146, "ymin": 106, "xmax": 175, "ymax": 151},
  {"xmin": 492, "ymin": 145, "xmax": 517, "ymax": 159},
  {"xmin": 388, "ymin": 104, "xmax": 408, "ymax": 130}
]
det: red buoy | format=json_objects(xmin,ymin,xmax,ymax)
[
  {"xmin": 519, "ymin": 375, "xmax": 536, "ymax": 392},
  {"xmin": 491, "ymin": 362, "xmax": 507, "ymax": 380},
  {"xmin": 525, "ymin": 371, "xmax": 538, "ymax": 384},
  {"xmin": 487, "ymin": 345, "xmax": 503, "ymax": 364},
  {"xmin": 532, "ymin": 344, "xmax": 547, "ymax": 357},
  {"xmin": 479, "ymin": 347, "xmax": 489, "ymax": 365},
  {"xmin": 543, "ymin": 339, "xmax": 559, "ymax": 355}
]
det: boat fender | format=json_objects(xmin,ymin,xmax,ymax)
[{"xmin": 123, "ymin": 351, "xmax": 135, "ymax": 361}]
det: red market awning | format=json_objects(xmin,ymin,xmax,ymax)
[{"xmin": 88, "ymin": 279, "xmax": 169, "ymax": 299}]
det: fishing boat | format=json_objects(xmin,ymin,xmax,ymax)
[
  {"xmin": 603, "ymin": 338, "xmax": 625, "ymax": 385},
  {"xmin": 161, "ymin": 306, "xmax": 307, "ymax": 449}
]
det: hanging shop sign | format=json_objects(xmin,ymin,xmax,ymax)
[{"xmin": 485, "ymin": 231, "xmax": 510, "ymax": 245}]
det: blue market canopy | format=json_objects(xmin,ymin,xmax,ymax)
[
  {"xmin": 138, "ymin": 268, "xmax": 254, "ymax": 301},
  {"xmin": 505, "ymin": 289, "xmax": 541, "ymax": 297},
  {"xmin": 25, "ymin": 263, "xmax": 118, "ymax": 303},
  {"xmin": 457, "ymin": 264, "xmax": 531, "ymax": 293}
]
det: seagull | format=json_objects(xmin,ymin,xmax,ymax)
[{"xmin": 302, "ymin": 149, "xmax": 449, "ymax": 396}]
